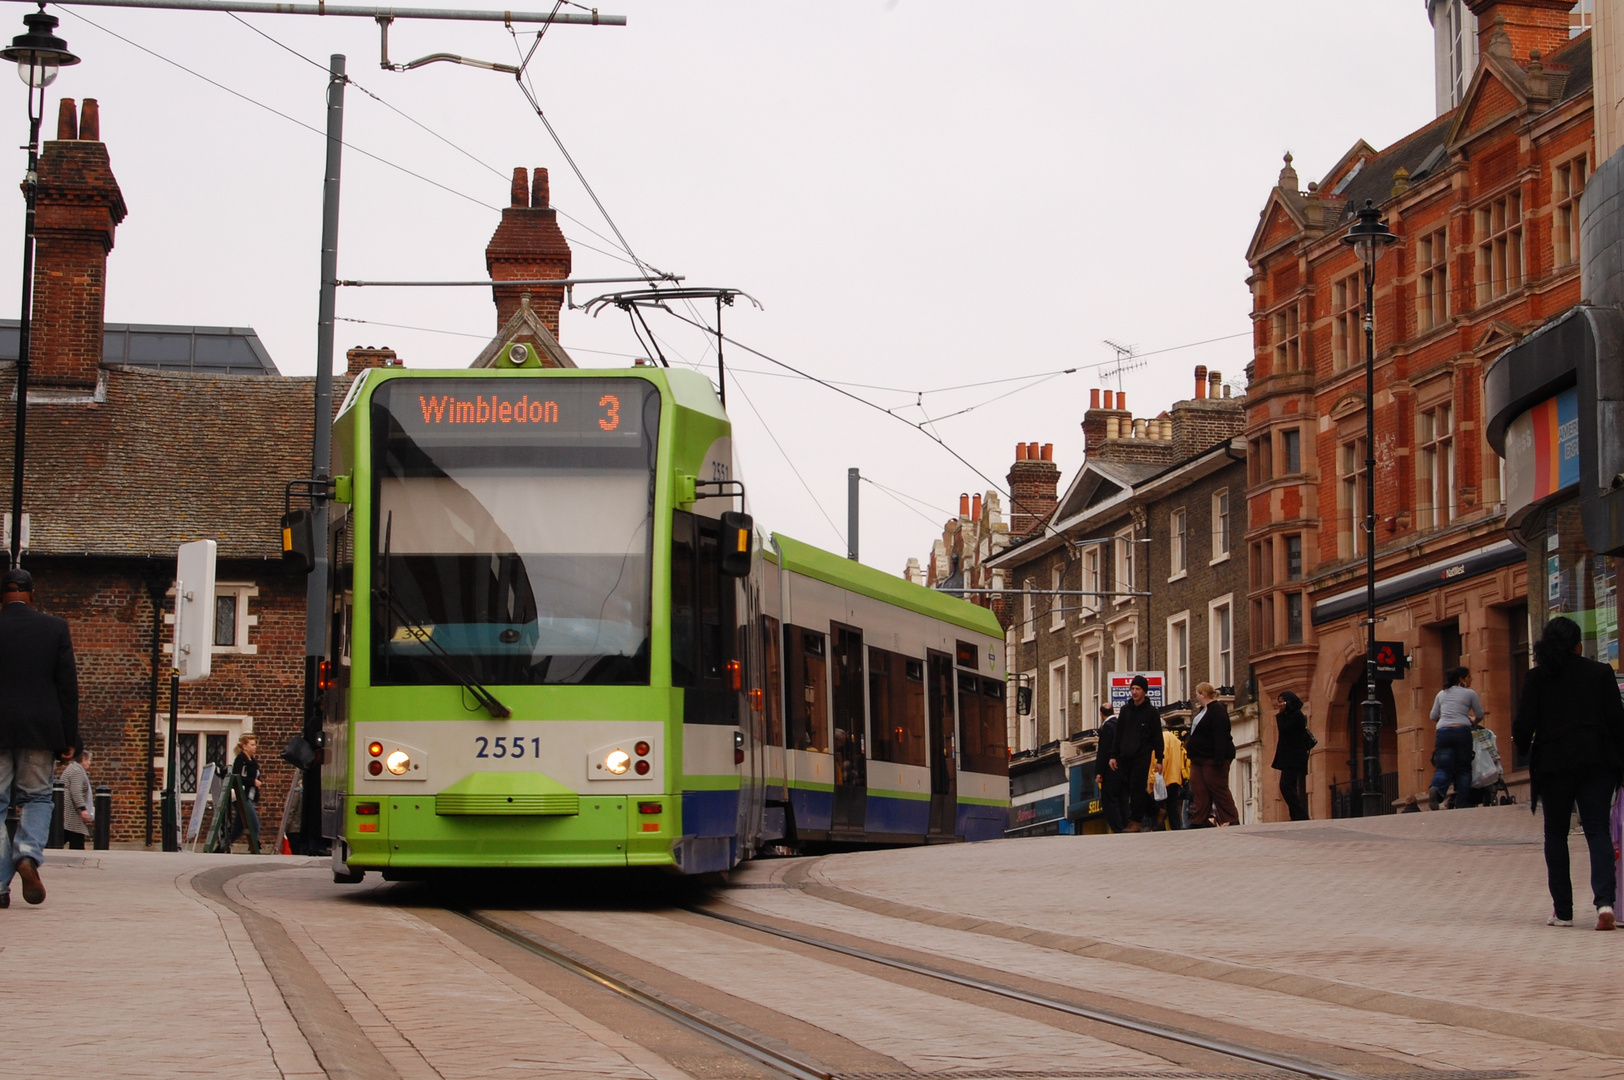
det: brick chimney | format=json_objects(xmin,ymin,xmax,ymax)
[
  {"xmin": 1006, "ymin": 441, "xmax": 1058, "ymax": 540},
  {"xmin": 1081, "ymin": 389, "xmax": 1132, "ymax": 456},
  {"xmin": 486, "ymin": 166, "xmax": 571, "ymax": 337},
  {"xmin": 30, "ymin": 98, "xmax": 127, "ymax": 390},
  {"xmin": 346, "ymin": 345, "xmax": 402, "ymax": 375},
  {"xmin": 1466, "ymin": 1, "xmax": 1575, "ymax": 64}
]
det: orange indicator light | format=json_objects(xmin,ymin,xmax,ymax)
[
  {"xmin": 358, "ymin": 822, "xmax": 378, "ymax": 833},
  {"xmin": 634, "ymin": 741, "xmax": 650, "ymax": 757},
  {"xmin": 368, "ymin": 742, "xmax": 383, "ymax": 757},
  {"xmin": 640, "ymin": 822, "xmax": 659, "ymax": 832}
]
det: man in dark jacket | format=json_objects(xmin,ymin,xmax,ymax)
[
  {"xmin": 0, "ymin": 568, "xmax": 79, "ymax": 907},
  {"xmin": 1093, "ymin": 703, "xmax": 1128, "ymax": 832},
  {"xmin": 1513, "ymin": 616, "xmax": 1624, "ymax": 930},
  {"xmin": 1110, "ymin": 676, "xmax": 1163, "ymax": 832}
]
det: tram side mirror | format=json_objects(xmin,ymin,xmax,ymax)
[
  {"xmin": 281, "ymin": 509, "xmax": 315, "ymax": 575},
  {"xmin": 1016, "ymin": 686, "xmax": 1033, "ymax": 716},
  {"xmin": 719, "ymin": 511, "xmax": 754, "ymax": 577}
]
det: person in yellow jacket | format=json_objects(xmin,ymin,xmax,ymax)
[{"xmin": 1147, "ymin": 723, "xmax": 1191, "ymax": 830}]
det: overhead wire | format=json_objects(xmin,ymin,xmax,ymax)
[{"xmin": 858, "ymin": 476, "xmax": 950, "ymax": 529}]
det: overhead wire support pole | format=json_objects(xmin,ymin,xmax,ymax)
[
  {"xmin": 25, "ymin": 0, "xmax": 626, "ymax": 25},
  {"xmin": 301, "ymin": 51, "xmax": 344, "ymax": 856}
]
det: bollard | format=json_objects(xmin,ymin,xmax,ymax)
[
  {"xmin": 49, "ymin": 779, "xmax": 65, "ymax": 849},
  {"xmin": 93, "ymin": 785, "xmax": 111, "ymax": 850}
]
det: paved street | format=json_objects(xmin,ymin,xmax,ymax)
[{"xmin": 4, "ymin": 805, "xmax": 1620, "ymax": 1079}]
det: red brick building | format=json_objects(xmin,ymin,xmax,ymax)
[
  {"xmin": 1243, "ymin": 1, "xmax": 1591, "ymax": 817},
  {"xmin": 1, "ymin": 101, "xmax": 576, "ymax": 843}
]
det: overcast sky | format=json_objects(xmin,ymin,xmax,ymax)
[{"xmin": 0, "ymin": 0, "xmax": 1437, "ymax": 574}]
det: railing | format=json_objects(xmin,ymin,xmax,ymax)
[{"xmin": 1329, "ymin": 772, "xmax": 1399, "ymax": 818}]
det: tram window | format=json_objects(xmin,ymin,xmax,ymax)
[
  {"xmin": 671, "ymin": 511, "xmax": 698, "ymax": 687},
  {"xmin": 786, "ymin": 626, "xmax": 829, "ymax": 752},
  {"xmin": 958, "ymin": 675, "xmax": 1009, "ymax": 777},
  {"xmin": 697, "ymin": 525, "xmax": 726, "ymax": 682},
  {"xmin": 762, "ymin": 614, "xmax": 784, "ymax": 748},
  {"xmin": 956, "ymin": 640, "xmax": 979, "ymax": 669},
  {"xmin": 868, "ymin": 647, "xmax": 927, "ymax": 768}
]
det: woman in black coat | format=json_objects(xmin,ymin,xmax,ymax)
[
  {"xmin": 1512, "ymin": 616, "xmax": 1624, "ymax": 930},
  {"xmin": 1186, "ymin": 682, "xmax": 1239, "ymax": 826},
  {"xmin": 1271, "ymin": 690, "xmax": 1311, "ymax": 821}
]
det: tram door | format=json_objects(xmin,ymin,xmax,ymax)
[
  {"xmin": 830, "ymin": 625, "xmax": 868, "ymax": 833},
  {"xmin": 927, "ymin": 650, "xmax": 957, "ymax": 836}
]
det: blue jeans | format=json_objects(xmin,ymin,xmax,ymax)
[
  {"xmin": 0, "ymin": 748, "xmax": 55, "ymax": 895},
  {"xmin": 1430, "ymin": 725, "xmax": 1475, "ymax": 806},
  {"xmin": 1540, "ymin": 770, "xmax": 1619, "ymax": 919}
]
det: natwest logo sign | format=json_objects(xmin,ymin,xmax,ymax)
[{"xmin": 1372, "ymin": 641, "xmax": 1408, "ymax": 680}]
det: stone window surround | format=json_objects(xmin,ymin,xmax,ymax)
[
  {"xmin": 153, "ymin": 712, "xmax": 253, "ymax": 804},
  {"xmin": 163, "ymin": 581, "xmax": 260, "ymax": 656}
]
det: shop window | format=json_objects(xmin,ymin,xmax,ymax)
[
  {"xmin": 1555, "ymin": 156, "xmax": 1587, "ymax": 269},
  {"xmin": 1418, "ymin": 404, "xmax": 1455, "ymax": 530},
  {"xmin": 1332, "ymin": 274, "xmax": 1361, "ymax": 372},
  {"xmin": 868, "ymin": 647, "xmax": 926, "ymax": 767},
  {"xmin": 1508, "ymin": 602, "xmax": 1531, "ymax": 770},
  {"xmin": 1417, "ymin": 228, "xmax": 1449, "ymax": 332},
  {"xmin": 1476, "ymin": 192, "xmax": 1523, "ymax": 305}
]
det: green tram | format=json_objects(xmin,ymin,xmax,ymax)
[{"xmin": 318, "ymin": 362, "xmax": 1008, "ymax": 879}]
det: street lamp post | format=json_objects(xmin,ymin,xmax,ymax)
[
  {"xmin": 1342, "ymin": 199, "xmax": 1396, "ymax": 817},
  {"xmin": 0, "ymin": 6, "xmax": 77, "ymax": 569}
]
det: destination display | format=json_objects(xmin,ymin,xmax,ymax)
[{"xmin": 375, "ymin": 377, "xmax": 652, "ymax": 444}]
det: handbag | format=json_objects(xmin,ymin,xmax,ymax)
[
  {"xmin": 1152, "ymin": 771, "xmax": 1168, "ymax": 801},
  {"xmin": 1304, "ymin": 728, "xmax": 1318, "ymax": 751}
]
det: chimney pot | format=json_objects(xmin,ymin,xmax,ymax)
[
  {"xmin": 1195, "ymin": 364, "xmax": 1208, "ymax": 399},
  {"xmin": 959, "ymin": 493, "xmax": 971, "ymax": 518},
  {"xmin": 972, "ymin": 493, "xmax": 982, "ymax": 519},
  {"xmin": 1209, "ymin": 371, "xmax": 1223, "ymax": 397},
  {"xmin": 56, "ymin": 98, "xmax": 76, "ymax": 140},
  {"xmin": 78, "ymin": 98, "xmax": 99, "ymax": 142},
  {"xmin": 1106, "ymin": 416, "xmax": 1120, "ymax": 439},
  {"xmin": 1161, "ymin": 418, "xmax": 1173, "ymax": 440},
  {"xmin": 1041, "ymin": 443, "xmax": 1053, "ymax": 462},
  {"xmin": 1016, "ymin": 442, "xmax": 1028, "ymax": 461},
  {"xmin": 1133, "ymin": 418, "xmax": 1146, "ymax": 439},
  {"xmin": 1223, "ymin": 384, "xmax": 1232, "ymax": 399},
  {"xmin": 531, "ymin": 166, "xmax": 549, "ymax": 208},
  {"xmin": 1118, "ymin": 393, "xmax": 1127, "ymax": 413},
  {"xmin": 1089, "ymin": 388, "xmax": 1100, "ymax": 410},
  {"xmin": 510, "ymin": 167, "xmax": 528, "ymax": 208},
  {"xmin": 1027, "ymin": 441, "xmax": 1040, "ymax": 460}
]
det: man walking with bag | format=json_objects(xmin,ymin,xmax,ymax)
[{"xmin": 0, "ymin": 568, "xmax": 80, "ymax": 906}]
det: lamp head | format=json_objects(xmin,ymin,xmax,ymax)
[
  {"xmin": 1, "ymin": 7, "xmax": 78, "ymax": 89},
  {"xmin": 1341, "ymin": 198, "xmax": 1397, "ymax": 268}
]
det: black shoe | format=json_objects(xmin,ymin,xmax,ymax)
[
  {"xmin": 0, "ymin": 892, "xmax": 9, "ymax": 909},
  {"xmin": 15, "ymin": 858, "xmax": 44, "ymax": 905}
]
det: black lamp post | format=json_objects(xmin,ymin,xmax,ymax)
[
  {"xmin": 1341, "ymin": 198, "xmax": 1396, "ymax": 817},
  {"xmin": 0, "ymin": 5, "xmax": 77, "ymax": 569}
]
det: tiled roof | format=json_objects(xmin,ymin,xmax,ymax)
[
  {"xmin": 0, "ymin": 365, "xmax": 349, "ymax": 560},
  {"xmin": 0, "ymin": 320, "xmax": 279, "ymax": 376}
]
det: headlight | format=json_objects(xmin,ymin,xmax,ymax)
[
  {"xmin": 604, "ymin": 749, "xmax": 631, "ymax": 775},
  {"xmin": 386, "ymin": 750, "xmax": 411, "ymax": 775}
]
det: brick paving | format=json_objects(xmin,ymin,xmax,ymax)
[{"xmin": 6, "ymin": 805, "xmax": 1621, "ymax": 1078}]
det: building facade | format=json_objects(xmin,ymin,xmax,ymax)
[
  {"xmin": 1244, "ymin": 2, "xmax": 1592, "ymax": 816},
  {"xmin": 985, "ymin": 372, "xmax": 1258, "ymax": 822}
]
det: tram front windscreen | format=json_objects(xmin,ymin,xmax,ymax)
[{"xmin": 369, "ymin": 377, "xmax": 660, "ymax": 687}]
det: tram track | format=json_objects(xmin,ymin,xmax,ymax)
[{"xmin": 453, "ymin": 901, "xmax": 1521, "ymax": 1080}]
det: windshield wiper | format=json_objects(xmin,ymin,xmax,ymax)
[
  {"xmin": 375, "ymin": 586, "xmax": 512, "ymax": 718},
  {"xmin": 376, "ymin": 514, "xmax": 510, "ymax": 718}
]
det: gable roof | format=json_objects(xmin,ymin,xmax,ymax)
[
  {"xmin": 470, "ymin": 294, "xmax": 576, "ymax": 369},
  {"xmin": 0, "ymin": 365, "xmax": 341, "ymax": 561}
]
